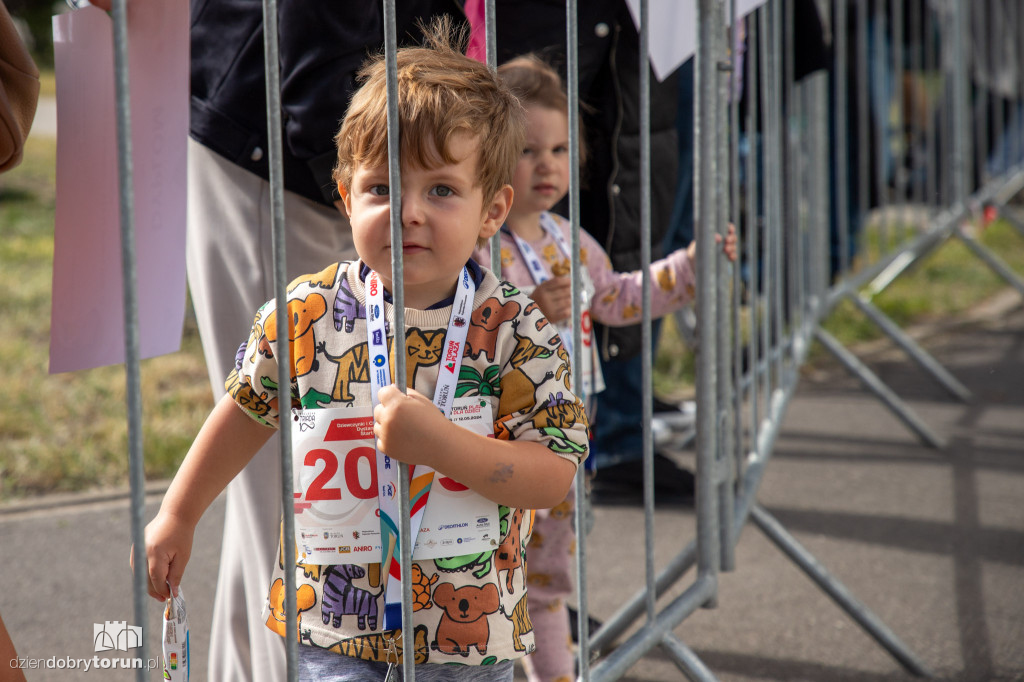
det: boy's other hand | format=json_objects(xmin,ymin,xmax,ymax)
[
  {"xmin": 138, "ymin": 512, "xmax": 195, "ymax": 601},
  {"xmin": 373, "ymin": 386, "xmax": 449, "ymax": 467},
  {"xmin": 529, "ymin": 276, "xmax": 573, "ymax": 324}
]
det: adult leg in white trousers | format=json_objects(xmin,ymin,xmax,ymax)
[{"xmin": 186, "ymin": 139, "xmax": 355, "ymax": 682}]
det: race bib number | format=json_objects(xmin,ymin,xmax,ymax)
[
  {"xmin": 291, "ymin": 399, "xmax": 499, "ymax": 565},
  {"xmin": 292, "ymin": 406, "xmax": 382, "ymax": 564}
]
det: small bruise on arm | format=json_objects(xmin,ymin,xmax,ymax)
[{"xmin": 488, "ymin": 462, "xmax": 514, "ymax": 485}]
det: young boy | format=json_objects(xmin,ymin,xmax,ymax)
[{"xmin": 140, "ymin": 24, "xmax": 589, "ymax": 681}]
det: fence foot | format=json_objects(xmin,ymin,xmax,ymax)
[
  {"xmin": 848, "ymin": 294, "xmax": 973, "ymax": 403},
  {"xmin": 660, "ymin": 633, "xmax": 721, "ymax": 682},
  {"xmin": 998, "ymin": 204, "xmax": 1024, "ymax": 240},
  {"xmin": 750, "ymin": 504, "xmax": 934, "ymax": 678},
  {"xmin": 953, "ymin": 227, "xmax": 1024, "ymax": 298},
  {"xmin": 813, "ymin": 327, "xmax": 947, "ymax": 448}
]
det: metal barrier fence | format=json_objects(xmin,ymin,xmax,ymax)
[{"xmin": 104, "ymin": 0, "xmax": 1023, "ymax": 680}]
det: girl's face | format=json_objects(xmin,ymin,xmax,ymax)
[{"xmin": 510, "ymin": 105, "xmax": 570, "ymax": 216}]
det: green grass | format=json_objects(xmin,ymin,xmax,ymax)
[
  {"xmin": 0, "ymin": 136, "xmax": 214, "ymax": 501},
  {"xmin": 654, "ymin": 214, "xmax": 1024, "ymax": 398},
  {"xmin": 821, "ymin": 218, "xmax": 1024, "ymax": 346}
]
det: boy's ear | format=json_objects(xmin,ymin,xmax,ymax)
[
  {"xmin": 337, "ymin": 182, "xmax": 351, "ymax": 216},
  {"xmin": 479, "ymin": 185, "xmax": 513, "ymax": 240}
]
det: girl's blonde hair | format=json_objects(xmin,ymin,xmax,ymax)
[
  {"xmin": 334, "ymin": 18, "xmax": 525, "ymax": 203},
  {"xmin": 497, "ymin": 53, "xmax": 587, "ymax": 165}
]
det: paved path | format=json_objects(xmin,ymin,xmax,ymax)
[
  {"xmin": 2, "ymin": 296, "xmax": 1022, "ymax": 681},
  {"xmin": 30, "ymin": 97, "xmax": 56, "ymax": 139}
]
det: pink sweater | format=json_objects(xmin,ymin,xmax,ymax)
[{"xmin": 473, "ymin": 212, "xmax": 697, "ymax": 326}]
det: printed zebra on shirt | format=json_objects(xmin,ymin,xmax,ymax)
[{"xmin": 321, "ymin": 564, "xmax": 383, "ymax": 631}]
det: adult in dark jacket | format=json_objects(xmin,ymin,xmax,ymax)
[
  {"xmin": 187, "ymin": 2, "xmax": 462, "ymax": 680},
  {"xmin": 491, "ymin": 0, "xmax": 683, "ymax": 494}
]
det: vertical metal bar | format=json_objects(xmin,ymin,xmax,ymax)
[
  {"xmin": 109, "ymin": 0, "xmax": 147, "ymax": 677},
  {"xmin": 908, "ymin": 0, "xmax": 924, "ymax": 212},
  {"xmin": 768, "ymin": 0, "xmax": 783, "ymax": 394},
  {"xmin": 834, "ymin": 0, "xmax": 850, "ymax": 278},
  {"xmin": 565, "ymin": 0, "xmax": 591, "ymax": 678},
  {"xmin": 950, "ymin": 0, "xmax": 969, "ymax": 207},
  {"xmin": 728, "ymin": 0, "xmax": 744, "ymax": 571},
  {"xmin": 757, "ymin": 7, "xmax": 772, "ymax": 421},
  {"xmin": 717, "ymin": 0, "xmax": 736, "ymax": 574},
  {"xmin": 1018, "ymin": 3, "xmax": 1024, "ymax": 168},
  {"xmin": 811, "ymin": 73, "xmax": 829, "ymax": 307},
  {"xmin": 259, "ymin": 0, "xmax": 298, "ymax": 677},
  {"xmin": 988, "ymin": 3, "xmax": 1003, "ymax": 186},
  {"xmin": 892, "ymin": 0, "xmax": 907, "ymax": 245},
  {"xmin": 638, "ymin": 0, "xmax": 658, "ymax": 624},
  {"xmin": 746, "ymin": 11, "xmax": 762, "ymax": 443},
  {"xmin": 1016, "ymin": 3, "xmax": 1024, "ymax": 168},
  {"xmin": 380, "ymin": 3, "xmax": 414, "ymax": 679},
  {"xmin": 485, "ymin": 0, "xmax": 501, "ymax": 276},
  {"xmin": 783, "ymin": 0, "xmax": 800, "ymax": 350},
  {"xmin": 972, "ymin": 4, "xmax": 987, "ymax": 192},
  {"xmin": 924, "ymin": 0, "xmax": 939, "ymax": 209},
  {"xmin": 696, "ymin": 0, "xmax": 722, "ymax": 599},
  {"xmin": 872, "ymin": 0, "xmax": 889, "ymax": 256},
  {"xmin": 855, "ymin": 0, "xmax": 871, "ymax": 262}
]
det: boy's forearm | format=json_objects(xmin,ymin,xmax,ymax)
[
  {"xmin": 160, "ymin": 394, "xmax": 275, "ymax": 526},
  {"xmin": 426, "ymin": 423, "xmax": 577, "ymax": 509}
]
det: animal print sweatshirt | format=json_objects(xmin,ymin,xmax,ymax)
[{"xmin": 226, "ymin": 260, "xmax": 589, "ymax": 666}]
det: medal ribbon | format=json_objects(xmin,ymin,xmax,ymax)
[{"xmin": 366, "ymin": 266, "xmax": 475, "ymax": 630}]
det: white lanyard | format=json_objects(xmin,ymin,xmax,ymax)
[
  {"xmin": 508, "ymin": 213, "xmax": 583, "ymax": 355},
  {"xmin": 365, "ymin": 266, "xmax": 475, "ymax": 629},
  {"xmin": 507, "ymin": 214, "xmax": 603, "ymax": 397},
  {"xmin": 509, "ymin": 211, "xmax": 574, "ymax": 286}
]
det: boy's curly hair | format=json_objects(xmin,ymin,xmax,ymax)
[{"xmin": 334, "ymin": 17, "xmax": 525, "ymax": 203}]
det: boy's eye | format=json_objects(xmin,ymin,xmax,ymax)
[
  {"xmin": 431, "ymin": 185, "xmax": 454, "ymax": 197},
  {"xmin": 554, "ymin": 145, "xmax": 568, "ymax": 154},
  {"xmin": 369, "ymin": 184, "xmax": 389, "ymax": 197}
]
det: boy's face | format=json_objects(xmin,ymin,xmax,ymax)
[
  {"xmin": 341, "ymin": 133, "xmax": 511, "ymax": 309},
  {"xmin": 509, "ymin": 105, "xmax": 570, "ymax": 217}
]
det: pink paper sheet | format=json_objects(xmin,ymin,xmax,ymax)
[{"xmin": 50, "ymin": 2, "xmax": 188, "ymax": 373}]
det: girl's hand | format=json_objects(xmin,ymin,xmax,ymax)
[
  {"xmin": 529, "ymin": 276, "xmax": 573, "ymax": 324},
  {"xmin": 686, "ymin": 223, "xmax": 739, "ymax": 263},
  {"xmin": 135, "ymin": 512, "xmax": 195, "ymax": 601},
  {"xmin": 373, "ymin": 386, "xmax": 450, "ymax": 467},
  {"xmin": 721, "ymin": 223, "xmax": 738, "ymax": 262}
]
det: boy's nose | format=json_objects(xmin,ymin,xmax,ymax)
[{"xmin": 401, "ymin": 193, "xmax": 425, "ymax": 226}]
